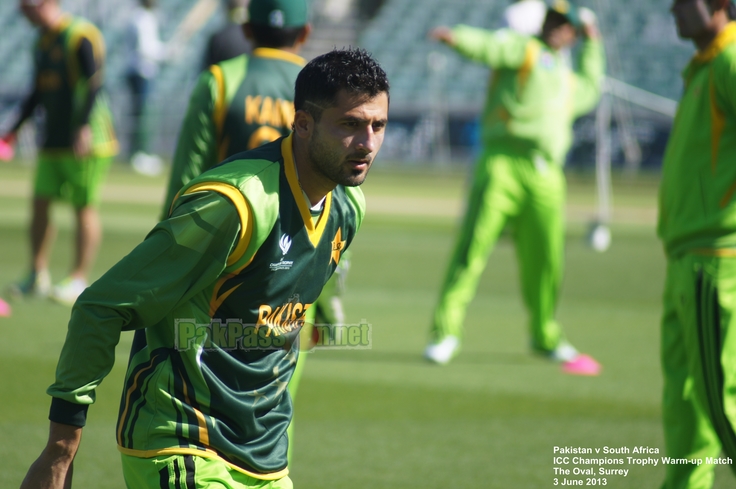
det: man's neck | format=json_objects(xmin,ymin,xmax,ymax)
[
  {"xmin": 292, "ymin": 138, "xmax": 334, "ymax": 207},
  {"xmin": 41, "ymin": 7, "xmax": 64, "ymax": 32},
  {"xmin": 254, "ymin": 44, "xmax": 302, "ymax": 56}
]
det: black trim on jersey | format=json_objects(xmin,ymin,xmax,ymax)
[
  {"xmin": 158, "ymin": 462, "xmax": 169, "ymax": 488},
  {"xmin": 76, "ymin": 37, "xmax": 100, "ymax": 125},
  {"xmin": 169, "ymin": 375, "xmax": 188, "ymax": 449},
  {"xmin": 184, "ymin": 455, "xmax": 196, "ymax": 488},
  {"xmin": 173, "ymin": 458, "xmax": 182, "ymax": 487},
  {"xmin": 171, "ymin": 352, "xmax": 207, "ymax": 446},
  {"xmin": 118, "ymin": 349, "xmax": 169, "ymax": 447},
  {"xmin": 695, "ymin": 270, "xmax": 736, "ymax": 462},
  {"xmin": 12, "ymin": 89, "xmax": 40, "ymax": 133},
  {"xmin": 49, "ymin": 397, "xmax": 90, "ymax": 427}
]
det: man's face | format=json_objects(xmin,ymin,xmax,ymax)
[
  {"xmin": 306, "ymin": 90, "xmax": 389, "ymax": 187},
  {"xmin": 541, "ymin": 12, "xmax": 578, "ymax": 51},
  {"xmin": 671, "ymin": 0, "xmax": 715, "ymax": 38},
  {"xmin": 546, "ymin": 23, "xmax": 578, "ymax": 50}
]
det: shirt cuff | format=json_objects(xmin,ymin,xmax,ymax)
[{"xmin": 49, "ymin": 397, "xmax": 89, "ymax": 427}]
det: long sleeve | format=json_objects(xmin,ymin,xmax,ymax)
[
  {"xmin": 451, "ymin": 24, "xmax": 528, "ymax": 69},
  {"xmin": 162, "ymin": 69, "xmax": 220, "ymax": 217},
  {"xmin": 571, "ymin": 38, "xmax": 606, "ymax": 117},
  {"xmin": 713, "ymin": 46, "xmax": 736, "ymax": 116},
  {"xmin": 9, "ymin": 89, "xmax": 39, "ymax": 134},
  {"xmin": 76, "ymin": 37, "xmax": 101, "ymax": 126},
  {"xmin": 48, "ymin": 190, "xmax": 242, "ymax": 426}
]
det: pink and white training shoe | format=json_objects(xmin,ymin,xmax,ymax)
[
  {"xmin": 562, "ymin": 354, "xmax": 602, "ymax": 376},
  {"xmin": 0, "ymin": 298, "xmax": 11, "ymax": 317},
  {"xmin": 0, "ymin": 138, "xmax": 14, "ymax": 161}
]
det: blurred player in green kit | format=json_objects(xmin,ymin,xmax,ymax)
[
  {"xmin": 660, "ymin": 1, "xmax": 736, "ymax": 487},
  {"xmin": 3, "ymin": 0, "xmax": 118, "ymax": 306},
  {"xmin": 162, "ymin": 0, "xmax": 349, "ymax": 461},
  {"xmin": 424, "ymin": 1, "xmax": 603, "ymax": 375}
]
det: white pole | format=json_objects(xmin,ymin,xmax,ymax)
[{"xmin": 589, "ymin": 93, "xmax": 613, "ymax": 252}]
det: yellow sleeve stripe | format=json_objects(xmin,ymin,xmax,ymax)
[
  {"xmin": 517, "ymin": 41, "xmax": 540, "ymax": 92},
  {"xmin": 180, "ymin": 372, "xmax": 209, "ymax": 447},
  {"xmin": 710, "ymin": 70, "xmax": 725, "ymax": 175},
  {"xmin": 692, "ymin": 248, "xmax": 736, "ymax": 257},
  {"xmin": 182, "ymin": 182, "xmax": 253, "ymax": 267},
  {"xmin": 117, "ymin": 354, "xmax": 161, "ymax": 446},
  {"xmin": 210, "ymin": 64, "xmax": 227, "ymax": 151}
]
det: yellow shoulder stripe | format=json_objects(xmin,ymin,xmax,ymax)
[
  {"xmin": 693, "ymin": 22, "xmax": 736, "ymax": 64},
  {"xmin": 692, "ymin": 248, "xmax": 736, "ymax": 257},
  {"xmin": 183, "ymin": 182, "xmax": 253, "ymax": 267},
  {"xmin": 518, "ymin": 40, "xmax": 540, "ymax": 92},
  {"xmin": 210, "ymin": 64, "xmax": 227, "ymax": 153}
]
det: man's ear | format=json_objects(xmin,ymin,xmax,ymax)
[
  {"xmin": 710, "ymin": 0, "xmax": 730, "ymax": 14},
  {"xmin": 295, "ymin": 24, "xmax": 312, "ymax": 47},
  {"xmin": 293, "ymin": 110, "xmax": 313, "ymax": 139}
]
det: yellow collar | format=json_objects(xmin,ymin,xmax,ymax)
[
  {"xmin": 693, "ymin": 22, "xmax": 736, "ymax": 64},
  {"xmin": 281, "ymin": 135, "xmax": 332, "ymax": 247},
  {"xmin": 253, "ymin": 47, "xmax": 305, "ymax": 67}
]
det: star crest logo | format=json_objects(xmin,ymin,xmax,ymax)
[{"xmin": 330, "ymin": 227, "xmax": 346, "ymax": 265}]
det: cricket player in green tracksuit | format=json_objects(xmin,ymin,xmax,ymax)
[
  {"xmin": 162, "ymin": 46, "xmax": 306, "ymax": 210},
  {"xmin": 660, "ymin": 2, "xmax": 736, "ymax": 487},
  {"xmin": 47, "ymin": 135, "xmax": 364, "ymax": 486},
  {"xmin": 425, "ymin": 3, "xmax": 604, "ymax": 372},
  {"xmin": 161, "ymin": 0, "xmax": 334, "ymax": 462},
  {"xmin": 5, "ymin": 0, "xmax": 118, "ymax": 305},
  {"xmin": 16, "ymin": 48, "xmax": 389, "ymax": 489}
]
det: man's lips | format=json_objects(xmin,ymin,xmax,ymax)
[{"xmin": 347, "ymin": 157, "xmax": 371, "ymax": 168}]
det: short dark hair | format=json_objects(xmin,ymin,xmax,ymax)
[
  {"xmin": 294, "ymin": 47, "xmax": 390, "ymax": 121},
  {"xmin": 543, "ymin": 9, "xmax": 573, "ymax": 31},
  {"xmin": 249, "ymin": 23, "xmax": 304, "ymax": 48}
]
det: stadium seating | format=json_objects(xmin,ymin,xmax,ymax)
[
  {"xmin": 0, "ymin": 0, "xmax": 225, "ymax": 159},
  {"xmin": 360, "ymin": 0, "xmax": 693, "ymax": 112},
  {"xmin": 0, "ymin": 0, "xmax": 696, "ymax": 165},
  {"xmin": 357, "ymin": 0, "xmax": 694, "ymax": 165}
]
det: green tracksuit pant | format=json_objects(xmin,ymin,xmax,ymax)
[
  {"xmin": 431, "ymin": 144, "xmax": 566, "ymax": 354},
  {"xmin": 661, "ymin": 253, "xmax": 736, "ymax": 489}
]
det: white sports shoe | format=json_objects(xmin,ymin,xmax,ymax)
[
  {"xmin": 549, "ymin": 341, "xmax": 579, "ymax": 362},
  {"xmin": 131, "ymin": 151, "xmax": 164, "ymax": 177},
  {"xmin": 424, "ymin": 336, "xmax": 460, "ymax": 365},
  {"xmin": 50, "ymin": 277, "xmax": 88, "ymax": 306}
]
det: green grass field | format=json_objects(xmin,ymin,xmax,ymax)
[{"xmin": 0, "ymin": 161, "xmax": 734, "ymax": 488}]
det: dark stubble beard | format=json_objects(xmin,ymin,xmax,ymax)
[{"xmin": 307, "ymin": 125, "xmax": 371, "ymax": 187}]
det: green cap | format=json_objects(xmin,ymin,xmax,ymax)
[
  {"xmin": 248, "ymin": 0, "xmax": 308, "ymax": 28},
  {"xmin": 549, "ymin": 0, "xmax": 583, "ymax": 29}
]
